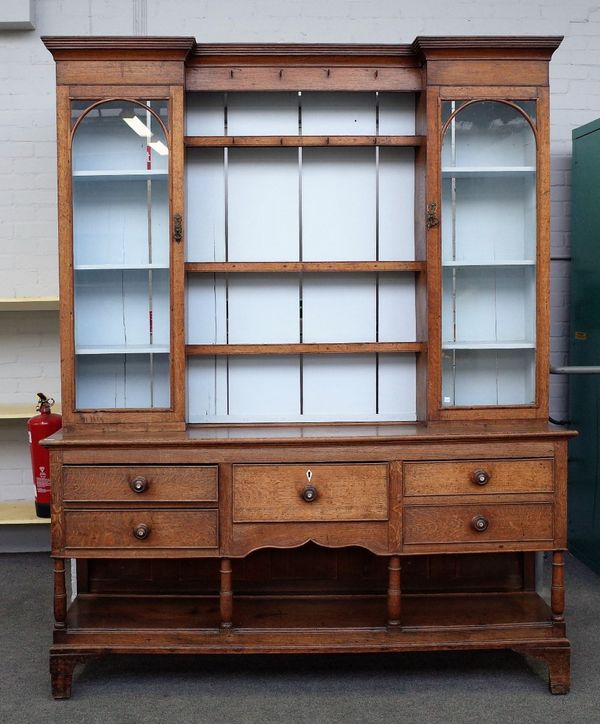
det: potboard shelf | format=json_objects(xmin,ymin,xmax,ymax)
[
  {"xmin": 185, "ymin": 261, "xmax": 425, "ymax": 273},
  {"xmin": 185, "ymin": 135, "xmax": 426, "ymax": 148},
  {"xmin": 186, "ymin": 342, "xmax": 424, "ymax": 356}
]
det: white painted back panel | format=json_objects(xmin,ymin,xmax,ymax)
[
  {"xmin": 379, "ymin": 148, "xmax": 415, "ymax": 261},
  {"xmin": 302, "ymin": 274, "xmax": 375, "ymax": 343},
  {"xmin": 378, "ymin": 274, "xmax": 416, "ymax": 342},
  {"xmin": 228, "ymin": 92, "xmax": 299, "ymax": 135},
  {"xmin": 73, "ymin": 178, "xmax": 169, "ymax": 268},
  {"xmin": 186, "ymin": 149, "xmax": 226, "ymax": 262},
  {"xmin": 186, "ymin": 92, "xmax": 225, "ymax": 136},
  {"xmin": 444, "ymin": 349, "xmax": 535, "ymax": 406},
  {"xmin": 303, "ymin": 354, "xmax": 376, "ymax": 418},
  {"xmin": 301, "ymin": 92, "xmax": 376, "ymax": 135},
  {"xmin": 75, "ymin": 269, "xmax": 169, "ymax": 349},
  {"xmin": 302, "ymin": 148, "xmax": 376, "ymax": 261},
  {"xmin": 442, "ymin": 176, "xmax": 535, "ymax": 263},
  {"xmin": 186, "ymin": 274, "xmax": 227, "ymax": 344},
  {"xmin": 228, "ymin": 148, "xmax": 299, "ymax": 261},
  {"xmin": 228, "ymin": 356, "xmax": 301, "ymax": 419},
  {"xmin": 443, "ymin": 267, "xmax": 535, "ymax": 344},
  {"xmin": 76, "ymin": 353, "xmax": 169, "ymax": 409},
  {"xmin": 378, "ymin": 353, "xmax": 417, "ymax": 418},
  {"xmin": 227, "ymin": 274, "xmax": 300, "ymax": 343},
  {"xmin": 378, "ymin": 93, "xmax": 416, "ymax": 135}
]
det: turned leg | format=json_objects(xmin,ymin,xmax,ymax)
[
  {"xmin": 50, "ymin": 654, "xmax": 86, "ymax": 699},
  {"xmin": 387, "ymin": 555, "xmax": 401, "ymax": 626},
  {"xmin": 53, "ymin": 559, "xmax": 67, "ymax": 630},
  {"xmin": 220, "ymin": 558, "xmax": 233, "ymax": 628},
  {"xmin": 551, "ymin": 551, "xmax": 565, "ymax": 623}
]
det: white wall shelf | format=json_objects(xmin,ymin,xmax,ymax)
[
  {"xmin": 0, "ymin": 501, "xmax": 49, "ymax": 526},
  {"xmin": 0, "ymin": 297, "xmax": 59, "ymax": 311},
  {"xmin": 0, "ymin": 402, "xmax": 62, "ymax": 420}
]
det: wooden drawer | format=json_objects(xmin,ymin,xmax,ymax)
[
  {"xmin": 233, "ymin": 463, "xmax": 388, "ymax": 523},
  {"xmin": 403, "ymin": 459, "xmax": 553, "ymax": 497},
  {"xmin": 64, "ymin": 510, "xmax": 218, "ymax": 550},
  {"xmin": 403, "ymin": 503, "xmax": 554, "ymax": 547},
  {"xmin": 63, "ymin": 466, "xmax": 217, "ymax": 504}
]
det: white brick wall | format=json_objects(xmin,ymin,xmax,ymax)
[{"xmin": 2, "ymin": 0, "xmax": 599, "ymax": 500}]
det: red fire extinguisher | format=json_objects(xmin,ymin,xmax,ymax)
[{"xmin": 28, "ymin": 393, "xmax": 62, "ymax": 518}]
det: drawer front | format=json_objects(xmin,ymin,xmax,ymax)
[
  {"xmin": 63, "ymin": 466, "xmax": 218, "ymax": 503},
  {"xmin": 403, "ymin": 503, "xmax": 553, "ymax": 546},
  {"xmin": 403, "ymin": 459, "xmax": 553, "ymax": 497},
  {"xmin": 64, "ymin": 510, "xmax": 218, "ymax": 550},
  {"xmin": 233, "ymin": 463, "xmax": 388, "ymax": 523}
]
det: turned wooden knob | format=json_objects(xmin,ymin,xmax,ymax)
[
  {"xmin": 301, "ymin": 485, "xmax": 318, "ymax": 502},
  {"xmin": 472, "ymin": 515, "xmax": 489, "ymax": 533},
  {"xmin": 130, "ymin": 476, "xmax": 148, "ymax": 494},
  {"xmin": 471, "ymin": 469, "xmax": 490, "ymax": 486},
  {"xmin": 133, "ymin": 523, "xmax": 150, "ymax": 540}
]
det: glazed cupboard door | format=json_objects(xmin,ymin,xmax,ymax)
[
  {"xmin": 430, "ymin": 92, "xmax": 550, "ymax": 420},
  {"xmin": 62, "ymin": 91, "xmax": 185, "ymax": 427}
]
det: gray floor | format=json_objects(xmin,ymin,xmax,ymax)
[{"xmin": 1, "ymin": 553, "xmax": 599, "ymax": 724}]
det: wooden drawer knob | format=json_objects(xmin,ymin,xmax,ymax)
[
  {"xmin": 133, "ymin": 523, "xmax": 151, "ymax": 540},
  {"xmin": 471, "ymin": 469, "xmax": 490, "ymax": 486},
  {"xmin": 471, "ymin": 515, "xmax": 489, "ymax": 533},
  {"xmin": 301, "ymin": 485, "xmax": 318, "ymax": 503},
  {"xmin": 130, "ymin": 476, "xmax": 149, "ymax": 494}
]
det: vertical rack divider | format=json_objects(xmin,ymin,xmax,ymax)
[
  {"xmin": 375, "ymin": 90, "xmax": 380, "ymax": 415},
  {"xmin": 146, "ymin": 101, "xmax": 154, "ymax": 407},
  {"xmin": 450, "ymin": 100, "xmax": 457, "ymax": 405},
  {"xmin": 223, "ymin": 92, "xmax": 230, "ymax": 416},
  {"xmin": 298, "ymin": 91, "xmax": 304, "ymax": 416}
]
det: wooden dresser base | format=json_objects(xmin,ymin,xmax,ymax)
[{"xmin": 50, "ymin": 589, "xmax": 570, "ymax": 698}]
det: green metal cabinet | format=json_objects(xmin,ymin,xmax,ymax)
[{"xmin": 568, "ymin": 118, "xmax": 600, "ymax": 574}]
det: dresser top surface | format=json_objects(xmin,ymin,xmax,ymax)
[{"xmin": 43, "ymin": 421, "xmax": 575, "ymax": 449}]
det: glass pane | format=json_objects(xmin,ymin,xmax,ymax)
[
  {"xmin": 441, "ymin": 101, "xmax": 536, "ymax": 407},
  {"xmin": 71, "ymin": 99, "xmax": 170, "ymax": 409}
]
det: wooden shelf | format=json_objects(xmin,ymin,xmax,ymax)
[
  {"xmin": 443, "ymin": 341, "xmax": 535, "ymax": 350},
  {"xmin": 63, "ymin": 591, "xmax": 552, "ymax": 642},
  {"xmin": 0, "ymin": 297, "xmax": 59, "ymax": 311},
  {"xmin": 187, "ymin": 342, "xmax": 424, "ymax": 356},
  {"xmin": 186, "ymin": 261, "xmax": 425, "ymax": 274},
  {"xmin": 0, "ymin": 501, "xmax": 49, "ymax": 525},
  {"xmin": 186, "ymin": 135, "xmax": 426, "ymax": 148},
  {"xmin": 0, "ymin": 402, "xmax": 62, "ymax": 420},
  {"xmin": 442, "ymin": 260, "xmax": 535, "ymax": 268},
  {"xmin": 76, "ymin": 345, "xmax": 169, "ymax": 355},
  {"xmin": 75, "ymin": 264, "xmax": 169, "ymax": 271},
  {"xmin": 73, "ymin": 170, "xmax": 167, "ymax": 181},
  {"xmin": 442, "ymin": 166, "xmax": 535, "ymax": 178}
]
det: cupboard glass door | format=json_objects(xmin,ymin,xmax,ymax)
[
  {"xmin": 440, "ymin": 100, "xmax": 537, "ymax": 407},
  {"xmin": 71, "ymin": 99, "xmax": 171, "ymax": 409}
]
